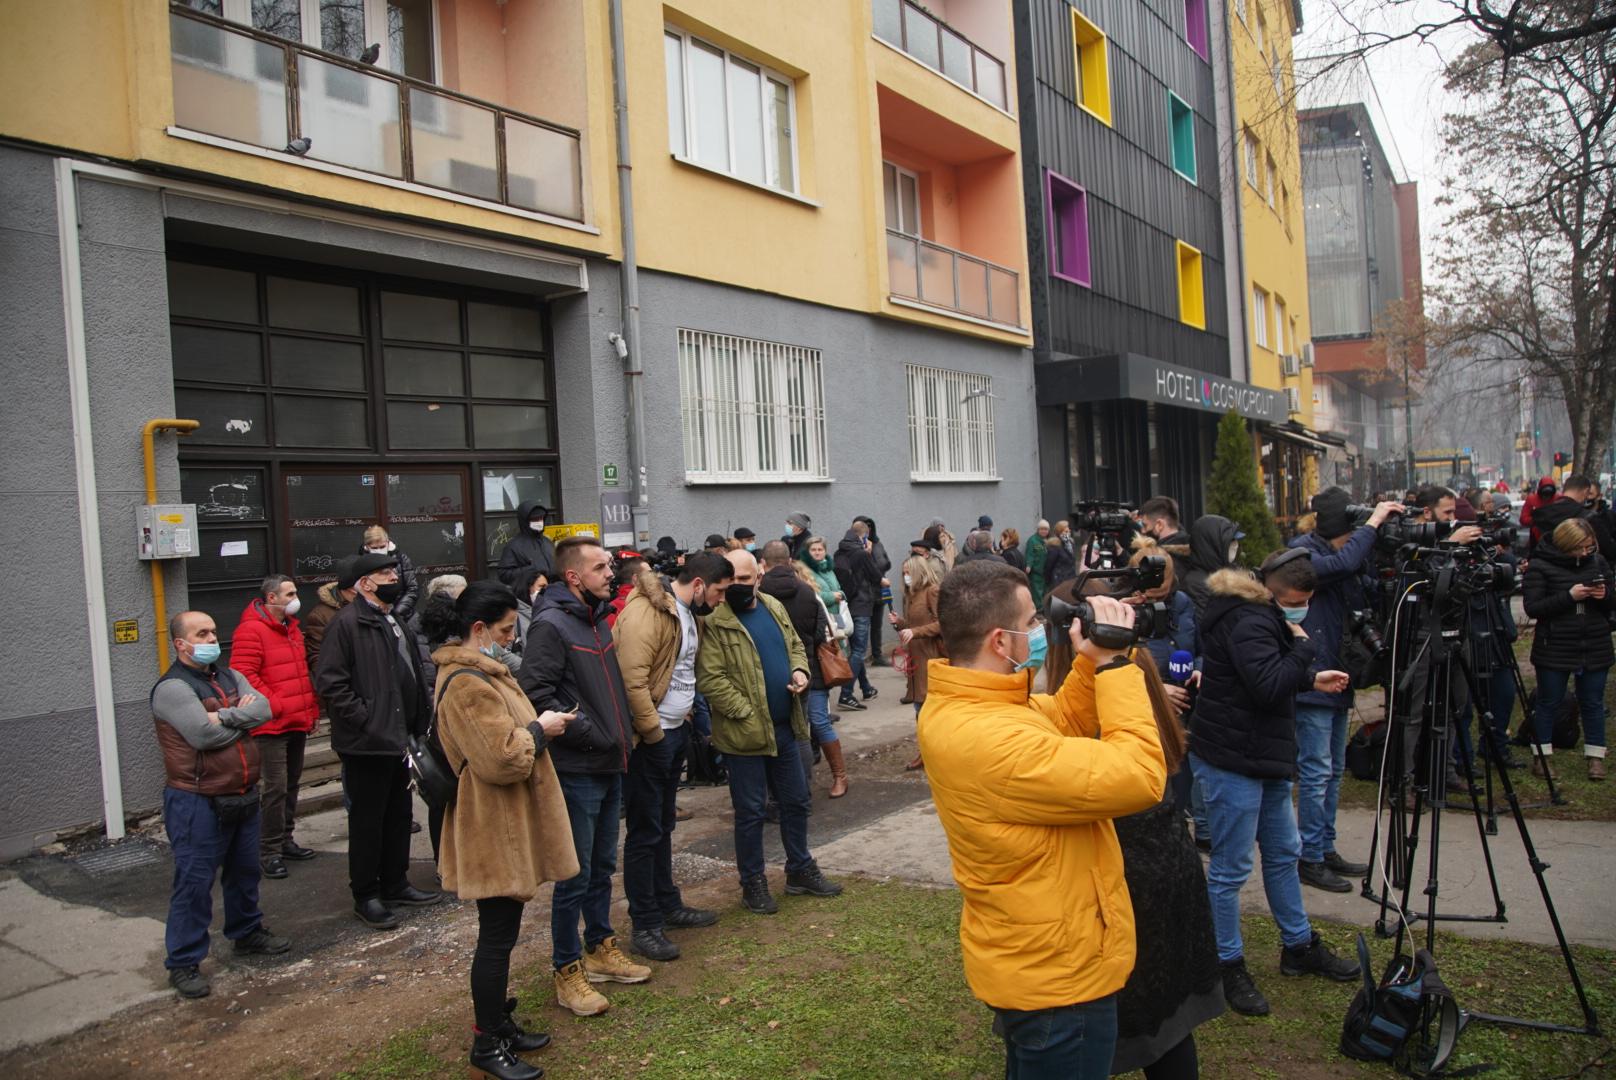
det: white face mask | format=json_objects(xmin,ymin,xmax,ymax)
[
  {"xmin": 283, "ymin": 596, "xmax": 301, "ymax": 618},
  {"xmin": 530, "ymin": 520, "xmax": 546, "ymax": 532},
  {"xmin": 903, "ymin": 574, "xmax": 913, "ymax": 587}
]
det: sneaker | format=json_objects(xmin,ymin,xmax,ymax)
[
  {"xmin": 1589, "ymin": 757, "xmax": 1607, "ymax": 782},
  {"xmin": 861, "ymin": 687, "xmax": 880, "ymax": 702},
  {"xmin": 553, "ymin": 960, "xmax": 609, "ymax": 1016},
  {"xmin": 628, "ymin": 928, "xmax": 680, "ymax": 962},
  {"xmin": 1323, "ymin": 851, "xmax": 1369, "ymax": 877},
  {"xmin": 233, "ymin": 925, "xmax": 291, "ymax": 956},
  {"xmin": 1280, "ymin": 932, "xmax": 1360, "ymax": 981},
  {"xmin": 741, "ymin": 875, "xmax": 778, "ymax": 915},
  {"xmin": 582, "ymin": 936, "xmax": 651, "ymax": 984},
  {"xmin": 168, "ymin": 965, "xmax": 210, "ymax": 999},
  {"xmin": 1298, "ymin": 860, "xmax": 1353, "ymax": 894},
  {"xmin": 837, "ymin": 697, "xmax": 866, "ymax": 711},
  {"xmin": 260, "ymin": 856, "xmax": 288, "ymax": 880},
  {"xmin": 663, "ymin": 905, "xmax": 719, "ymax": 929},
  {"xmin": 1220, "ymin": 959, "xmax": 1269, "ymax": 1016},
  {"xmin": 785, "ymin": 861, "xmax": 843, "ymax": 898}
]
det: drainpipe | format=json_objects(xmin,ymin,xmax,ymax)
[
  {"xmin": 54, "ymin": 159, "xmax": 125, "ymax": 841},
  {"xmin": 142, "ymin": 419, "xmax": 200, "ymax": 673},
  {"xmin": 608, "ymin": 0, "xmax": 650, "ymax": 544}
]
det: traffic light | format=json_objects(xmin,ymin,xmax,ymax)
[{"xmin": 1554, "ymin": 451, "xmax": 1567, "ymax": 467}]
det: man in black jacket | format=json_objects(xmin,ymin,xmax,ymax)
[
  {"xmin": 854, "ymin": 516, "xmax": 891, "ymax": 666},
  {"xmin": 1188, "ymin": 550, "xmax": 1358, "ymax": 1018},
  {"xmin": 759, "ymin": 541, "xmax": 845, "ymax": 797},
  {"xmin": 833, "ymin": 521, "xmax": 882, "ymax": 709},
  {"xmin": 1181, "ymin": 515, "xmax": 1244, "ymax": 621},
  {"xmin": 1531, "ymin": 474, "xmax": 1616, "ymax": 561},
  {"xmin": 496, "ymin": 499, "xmax": 558, "ymax": 591},
  {"xmin": 314, "ymin": 552, "xmax": 441, "ymax": 929},
  {"xmin": 519, "ymin": 537, "xmax": 651, "ymax": 1015},
  {"xmin": 1139, "ymin": 495, "xmax": 1192, "ymax": 551}
]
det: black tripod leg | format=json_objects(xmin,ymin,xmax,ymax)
[
  {"xmin": 1509, "ymin": 648, "xmax": 1569, "ymax": 806},
  {"xmin": 1455, "ymin": 664, "xmax": 1508, "ymax": 920}
]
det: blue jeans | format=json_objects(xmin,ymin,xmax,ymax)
[
  {"xmin": 994, "ymin": 994, "xmax": 1118, "ymax": 1080},
  {"xmin": 162, "ymin": 787, "xmax": 263, "ymax": 969},
  {"xmin": 726, "ymin": 721, "xmax": 813, "ymax": 882},
  {"xmin": 1534, "ymin": 666, "xmax": 1609, "ymax": 752},
  {"xmin": 552, "ymin": 771, "xmax": 622, "ymax": 968},
  {"xmin": 841, "ymin": 615, "xmax": 874, "ymax": 700},
  {"xmin": 1192, "ymin": 754, "xmax": 1313, "ymax": 963},
  {"xmin": 1295, "ymin": 705, "xmax": 1350, "ymax": 862},
  {"xmin": 805, "ymin": 689, "xmax": 838, "ymax": 744},
  {"xmin": 624, "ymin": 725, "xmax": 688, "ymax": 932},
  {"xmin": 691, "ymin": 691, "xmax": 712, "ymax": 738}
]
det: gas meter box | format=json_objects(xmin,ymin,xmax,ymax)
[{"xmin": 136, "ymin": 504, "xmax": 199, "ymax": 560}]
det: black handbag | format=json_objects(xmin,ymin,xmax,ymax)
[{"xmin": 406, "ymin": 668, "xmax": 487, "ymax": 809}]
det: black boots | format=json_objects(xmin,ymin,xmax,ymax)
[
  {"xmin": 741, "ymin": 875, "xmax": 778, "ymax": 914},
  {"xmin": 785, "ymin": 861, "xmax": 844, "ymax": 897},
  {"xmin": 629, "ymin": 927, "xmax": 681, "ymax": 961},
  {"xmin": 1280, "ymin": 932, "xmax": 1361, "ymax": 981},
  {"xmin": 1220, "ymin": 959, "xmax": 1270, "ymax": 1016},
  {"xmin": 470, "ymin": 1032, "xmax": 542, "ymax": 1080}
]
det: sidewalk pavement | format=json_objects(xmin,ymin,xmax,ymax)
[{"xmin": 815, "ymin": 800, "xmax": 1616, "ymax": 950}]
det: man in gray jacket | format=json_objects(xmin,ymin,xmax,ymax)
[{"xmin": 153, "ymin": 611, "xmax": 289, "ymax": 999}]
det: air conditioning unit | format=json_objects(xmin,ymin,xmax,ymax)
[
  {"xmin": 1285, "ymin": 387, "xmax": 1302, "ymax": 414},
  {"xmin": 1281, "ymin": 353, "xmax": 1300, "ymax": 377},
  {"xmin": 1300, "ymin": 342, "xmax": 1315, "ymax": 367}
]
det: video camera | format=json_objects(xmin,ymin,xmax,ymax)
[
  {"xmin": 1070, "ymin": 500, "xmax": 1140, "ymax": 571},
  {"xmin": 1045, "ymin": 556, "xmax": 1170, "ymax": 650}
]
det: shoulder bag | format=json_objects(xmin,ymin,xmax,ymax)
[{"xmin": 405, "ymin": 667, "xmax": 488, "ymax": 809}]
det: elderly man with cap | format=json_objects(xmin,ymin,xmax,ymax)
[
  {"xmin": 315, "ymin": 550, "xmax": 442, "ymax": 928},
  {"xmin": 734, "ymin": 527, "xmax": 757, "ymax": 552},
  {"xmin": 1285, "ymin": 490, "xmax": 1404, "ymax": 893}
]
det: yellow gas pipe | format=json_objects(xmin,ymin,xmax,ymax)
[{"xmin": 142, "ymin": 418, "xmax": 200, "ymax": 673}]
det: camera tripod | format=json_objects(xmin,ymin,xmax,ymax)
[{"xmin": 1360, "ymin": 570, "xmax": 1598, "ymax": 1037}]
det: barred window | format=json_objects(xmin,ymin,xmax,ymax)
[
  {"xmin": 677, "ymin": 329, "xmax": 828, "ymax": 483},
  {"xmin": 905, "ymin": 364, "xmax": 997, "ymax": 481}
]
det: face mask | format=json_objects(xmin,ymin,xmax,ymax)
[
  {"xmin": 725, "ymin": 583, "xmax": 755, "ymax": 610},
  {"xmin": 281, "ymin": 596, "xmax": 302, "ymax": 618},
  {"xmin": 372, "ymin": 580, "xmax": 403, "ymax": 605},
  {"xmin": 745, "ymin": 542, "xmax": 757, "ymax": 552},
  {"xmin": 530, "ymin": 520, "xmax": 546, "ymax": 532},
  {"xmin": 473, "ymin": 630, "xmax": 499, "ymax": 658},
  {"xmin": 1281, "ymin": 605, "xmax": 1310, "ymax": 624},
  {"xmin": 903, "ymin": 574, "xmax": 913, "ymax": 587},
  {"xmin": 189, "ymin": 641, "xmax": 221, "ymax": 666},
  {"xmin": 366, "ymin": 546, "xmax": 390, "ymax": 555},
  {"xmin": 1002, "ymin": 625, "xmax": 1047, "ymax": 673}
]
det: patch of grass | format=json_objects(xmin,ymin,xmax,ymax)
[{"xmin": 338, "ymin": 881, "xmax": 1616, "ymax": 1079}]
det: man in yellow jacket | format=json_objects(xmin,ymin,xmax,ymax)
[{"xmin": 918, "ymin": 560, "xmax": 1167, "ymax": 1078}]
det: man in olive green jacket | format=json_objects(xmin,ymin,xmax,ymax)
[{"xmin": 697, "ymin": 551, "xmax": 843, "ymax": 914}]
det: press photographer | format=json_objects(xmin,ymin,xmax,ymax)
[
  {"xmin": 918, "ymin": 560, "xmax": 1166, "ymax": 1076},
  {"xmin": 1287, "ymin": 490, "xmax": 1405, "ymax": 894}
]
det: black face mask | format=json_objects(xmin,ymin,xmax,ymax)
[
  {"xmin": 725, "ymin": 583, "xmax": 755, "ymax": 610},
  {"xmin": 691, "ymin": 587, "xmax": 715, "ymax": 618},
  {"xmin": 372, "ymin": 580, "xmax": 403, "ymax": 605}
]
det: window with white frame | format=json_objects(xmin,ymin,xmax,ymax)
[
  {"xmin": 1274, "ymin": 295, "xmax": 1288, "ymax": 353},
  {"xmin": 677, "ymin": 329, "xmax": 827, "ymax": 482},
  {"xmin": 905, "ymin": 365, "xmax": 998, "ymax": 480},
  {"xmin": 664, "ymin": 27, "xmax": 797, "ymax": 193},
  {"xmin": 180, "ymin": 0, "xmax": 435, "ymax": 79},
  {"xmin": 1252, "ymin": 286, "xmax": 1270, "ymax": 349},
  {"xmin": 883, "ymin": 161, "xmax": 922, "ymax": 236},
  {"xmin": 1235, "ymin": 0, "xmax": 1249, "ymax": 24},
  {"xmin": 1243, "ymin": 128, "xmax": 1258, "ymax": 188},
  {"xmin": 1265, "ymin": 153, "xmax": 1277, "ymax": 206}
]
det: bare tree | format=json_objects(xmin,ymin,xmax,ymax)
[{"xmin": 1429, "ymin": 26, "xmax": 1616, "ymax": 474}]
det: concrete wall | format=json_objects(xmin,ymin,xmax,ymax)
[{"xmin": 634, "ymin": 269, "xmax": 1040, "ymax": 547}]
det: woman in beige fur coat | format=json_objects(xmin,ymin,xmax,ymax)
[{"xmin": 433, "ymin": 581, "xmax": 575, "ymax": 1080}]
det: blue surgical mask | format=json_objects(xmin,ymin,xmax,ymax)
[
  {"xmin": 745, "ymin": 542, "xmax": 757, "ymax": 552},
  {"xmin": 189, "ymin": 641, "xmax": 221, "ymax": 665},
  {"xmin": 1004, "ymin": 625, "xmax": 1048, "ymax": 672},
  {"xmin": 1281, "ymin": 605, "xmax": 1310, "ymax": 624}
]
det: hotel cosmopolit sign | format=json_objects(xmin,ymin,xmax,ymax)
[{"xmin": 1146, "ymin": 362, "xmax": 1282, "ymax": 420}]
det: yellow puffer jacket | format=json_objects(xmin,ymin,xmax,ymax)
[{"xmin": 917, "ymin": 653, "xmax": 1166, "ymax": 1011}]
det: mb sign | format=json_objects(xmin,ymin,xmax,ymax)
[{"xmin": 601, "ymin": 491, "xmax": 633, "ymax": 547}]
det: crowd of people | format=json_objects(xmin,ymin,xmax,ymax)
[{"xmin": 146, "ymin": 481, "xmax": 1609, "ymax": 1078}]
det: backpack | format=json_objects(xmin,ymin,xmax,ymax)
[
  {"xmin": 683, "ymin": 725, "xmax": 728, "ymax": 786},
  {"xmin": 1340, "ymin": 935, "xmax": 1462, "ymax": 1076},
  {"xmin": 1511, "ymin": 689, "xmax": 1582, "ymax": 750},
  {"xmin": 1346, "ymin": 721, "xmax": 1388, "ymax": 782}
]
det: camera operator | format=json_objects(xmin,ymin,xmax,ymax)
[
  {"xmin": 1452, "ymin": 500, "xmax": 1525, "ymax": 773},
  {"xmin": 917, "ymin": 561, "xmax": 1166, "ymax": 1077},
  {"xmin": 1530, "ymin": 474, "xmax": 1616, "ymax": 563},
  {"xmin": 1287, "ymin": 490, "xmax": 1404, "ymax": 894},
  {"xmin": 1522, "ymin": 517, "xmax": 1613, "ymax": 782}
]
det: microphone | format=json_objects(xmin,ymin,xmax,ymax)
[{"xmin": 1168, "ymin": 650, "xmax": 1194, "ymax": 684}]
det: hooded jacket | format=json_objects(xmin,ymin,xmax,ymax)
[
  {"xmin": 614, "ymin": 567, "xmax": 703, "ymax": 744},
  {"xmin": 518, "ymin": 584, "xmax": 634, "ymax": 774},
  {"xmin": 1189, "ymin": 570, "xmax": 1317, "ymax": 780},
  {"xmin": 1522, "ymin": 543, "xmax": 1616, "ymax": 673},
  {"xmin": 759, "ymin": 564, "xmax": 832, "ymax": 690},
  {"xmin": 314, "ymin": 596, "xmax": 431, "ymax": 756},
  {"xmin": 1182, "ymin": 516, "xmax": 1242, "ymax": 621},
  {"xmin": 1521, "ymin": 476, "xmax": 1557, "ymax": 545},
  {"xmin": 433, "ymin": 646, "xmax": 579, "ymax": 901},
  {"xmin": 696, "ymin": 592, "xmax": 810, "ymax": 757},
  {"xmin": 1530, "ymin": 496, "xmax": 1616, "ymax": 562},
  {"xmin": 1288, "ymin": 526, "xmax": 1377, "ymax": 709},
  {"xmin": 1043, "ymin": 533, "xmax": 1077, "ymax": 588},
  {"xmin": 834, "ymin": 530, "xmax": 883, "ymax": 618},
  {"xmin": 229, "ymin": 600, "xmax": 320, "ymax": 737},
  {"xmin": 917, "ymin": 654, "xmax": 1166, "ymax": 1011},
  {"xmin": 301, "ymin": 580, "xmax": 347, "ymax": 672},
  {"xmin": 496, "ymin": 499, "xmax": 558, "ymax": 590}
]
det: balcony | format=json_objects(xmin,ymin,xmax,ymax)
[
  {"xmin": 887, "ymin": 229, "xmax": 1018, "ymax": 326},
  {"xmin": 872, "ymin": 0, "xmax": 1009, "ymax": 111},
  {"xmin": 167, "ymin": 5, "xmax": 583, "ymax": 222}
]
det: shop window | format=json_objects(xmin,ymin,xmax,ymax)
[
  {"xmin": 1071, "ymin": 9, "xmax": 1112, "ymax": 126},
  {"xmin": 1168, "ymin": 92, "xmax": 1197, "ymax": 183},
  {"xmin": 1176, "ymin": 241, "xmax": 1205, "ymax": 329},
  {"xmin": 1045, "ymin": 171, "xmax": 1091, "ymax": 287}
]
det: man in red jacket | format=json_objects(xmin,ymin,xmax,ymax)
[{"xmin": 232, "ymin": 575, "xmax": 322, "ymax": 879}]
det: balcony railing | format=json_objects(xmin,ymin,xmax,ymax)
[
  {"xmin": 167, "ymin": 6, "xmax": 584, "ymax": 222},
  {"xmin": 887, "ymin": 229, "xmax": 1019, "ymax": 326},
  {"xmin": 872, "ymin": 0, "xmax": 1009, "ymax": 111}
]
